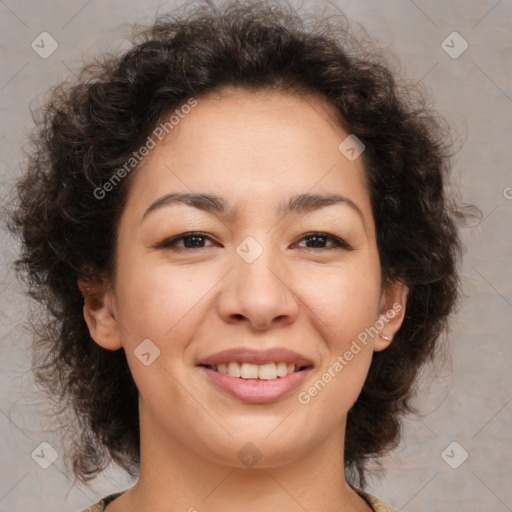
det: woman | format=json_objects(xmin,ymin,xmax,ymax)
[{"xmin": 10, "ymin": 1, "xmax": 463, "ymax": 510}]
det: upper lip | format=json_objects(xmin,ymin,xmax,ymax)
[{"xmin": 197, "ymin": 347, "xmax": 314, "ymax": 368}]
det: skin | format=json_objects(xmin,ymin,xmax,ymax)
[{"xmin": 82, "ymin": 87, "xmax": 408, "ymax": 512}]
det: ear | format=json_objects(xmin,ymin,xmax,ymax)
[
  {"xmin": 78, "ymin": 278, "xmax": 123, "ymax": 351},
  {"xmin": 373, "ymin": 278, "xmax": 409, "ymax": 352}
]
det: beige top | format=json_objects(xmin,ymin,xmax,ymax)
[{"xmin": 81, "ymin": 489, "xmax": 397, "ymax": 511}]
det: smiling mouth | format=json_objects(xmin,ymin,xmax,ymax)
[{"xmin": 199, "ymin": 361, "xmax": 312, "ymax": 380}]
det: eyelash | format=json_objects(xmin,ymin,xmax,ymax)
[{"xmin": 155, "ymin": 231, "xmax": 351, "ymax": 251}]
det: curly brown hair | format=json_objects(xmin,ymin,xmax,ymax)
[{"xmin": 9, "ymin": 0, "xmax": 464, "ymax": 489}]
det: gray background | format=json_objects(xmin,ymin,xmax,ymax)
[{"xmin": 0, "ymin": 0, "xmax": 511, "ymax": 510}]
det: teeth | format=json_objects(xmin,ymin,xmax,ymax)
[
  {"xmin": 227, "ymin": 362, "xmax": 241, "ymax": 377},
  {"xmin": 258, "ymin": 363, "xmax": 277, "ymax": 380},
  {"xmin": 212, "ymin": 361, "xmax": 300, "ymax": 380},
  {"xmin": 240, "ymin": 363, "xmax": 259, "ymax": 379},
  {"xmin": 276, "ymin": 362, "xmax": 288, "ymax": 377}
]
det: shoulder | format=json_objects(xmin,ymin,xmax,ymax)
[
  {"xmin": 80, "ymin": 501, "xmax": 105, "ymax": 512},
  {"xmin": 357, "ymin": 489, "xmax": 397, "ymax": 512},
  {"xmin": 80, "ymin": 492, "xmax": 124, "ymax": 512},
  {"xmin": 79, "ymin": 489, "xmax": 396, "ymax": 512}
]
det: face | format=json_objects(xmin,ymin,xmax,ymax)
[{"xmin": 84, "ymin": 88, "xmax": 407, "ymax": 469}]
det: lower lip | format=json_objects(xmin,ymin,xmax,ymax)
[{"xmin": 198, "ymin": 366, "xmax": 312, "ymax": 403}]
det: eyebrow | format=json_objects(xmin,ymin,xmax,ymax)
[{"xmin": 141, "ymin": 192, "xmax": 367, "ymax": 231}]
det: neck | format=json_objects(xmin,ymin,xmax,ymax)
[{"xmin": 115, "ymin": 403, "xmax": 371, "ymax": 512}]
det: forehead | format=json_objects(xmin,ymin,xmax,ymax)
[
  {"xmin": 122, "ymin": 87, "xmax": 372, "ymax": 226},
  {"xmin": 156, "ymin": 87, "xmax": 352, "ymax": 170}
]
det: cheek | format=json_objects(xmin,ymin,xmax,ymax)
[
  {"xmin": 293, "ymin": 264, "xmax": 381, "ymax": 408},
  {"xmin": 297, "ymin": 262, "xmax": 382, "ymax": 346},
  {"xmin": 113, "ymin": 258, "xmax": 221, "ymax": 349},
  {"xmin": 112, "ymin": 263, "xmax": 207, "ymax": 405}
]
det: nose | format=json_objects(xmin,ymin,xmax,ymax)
[{"xmin": 216, "ymin": 245, "xmax": 300, "ymax": 331}]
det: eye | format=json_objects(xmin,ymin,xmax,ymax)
[
  {"xmin": 154, "ymin": 232, "xmax": 217, "ymax": 250},
  {"xmin": 294, "ymin": 232, "xmax": 351, "ymax": 251},
  {"xmin": 154, "ymin": 231, "xmax": 351, "ymax": 251}
]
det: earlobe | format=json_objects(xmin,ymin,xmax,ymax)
[
  {"xmin": 374, "ymin": 280, "xmax": 409, "ymax": 352},
  {"xmin": 78, "ymin": 279, "xmax": 123, "ymax": 351}
]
